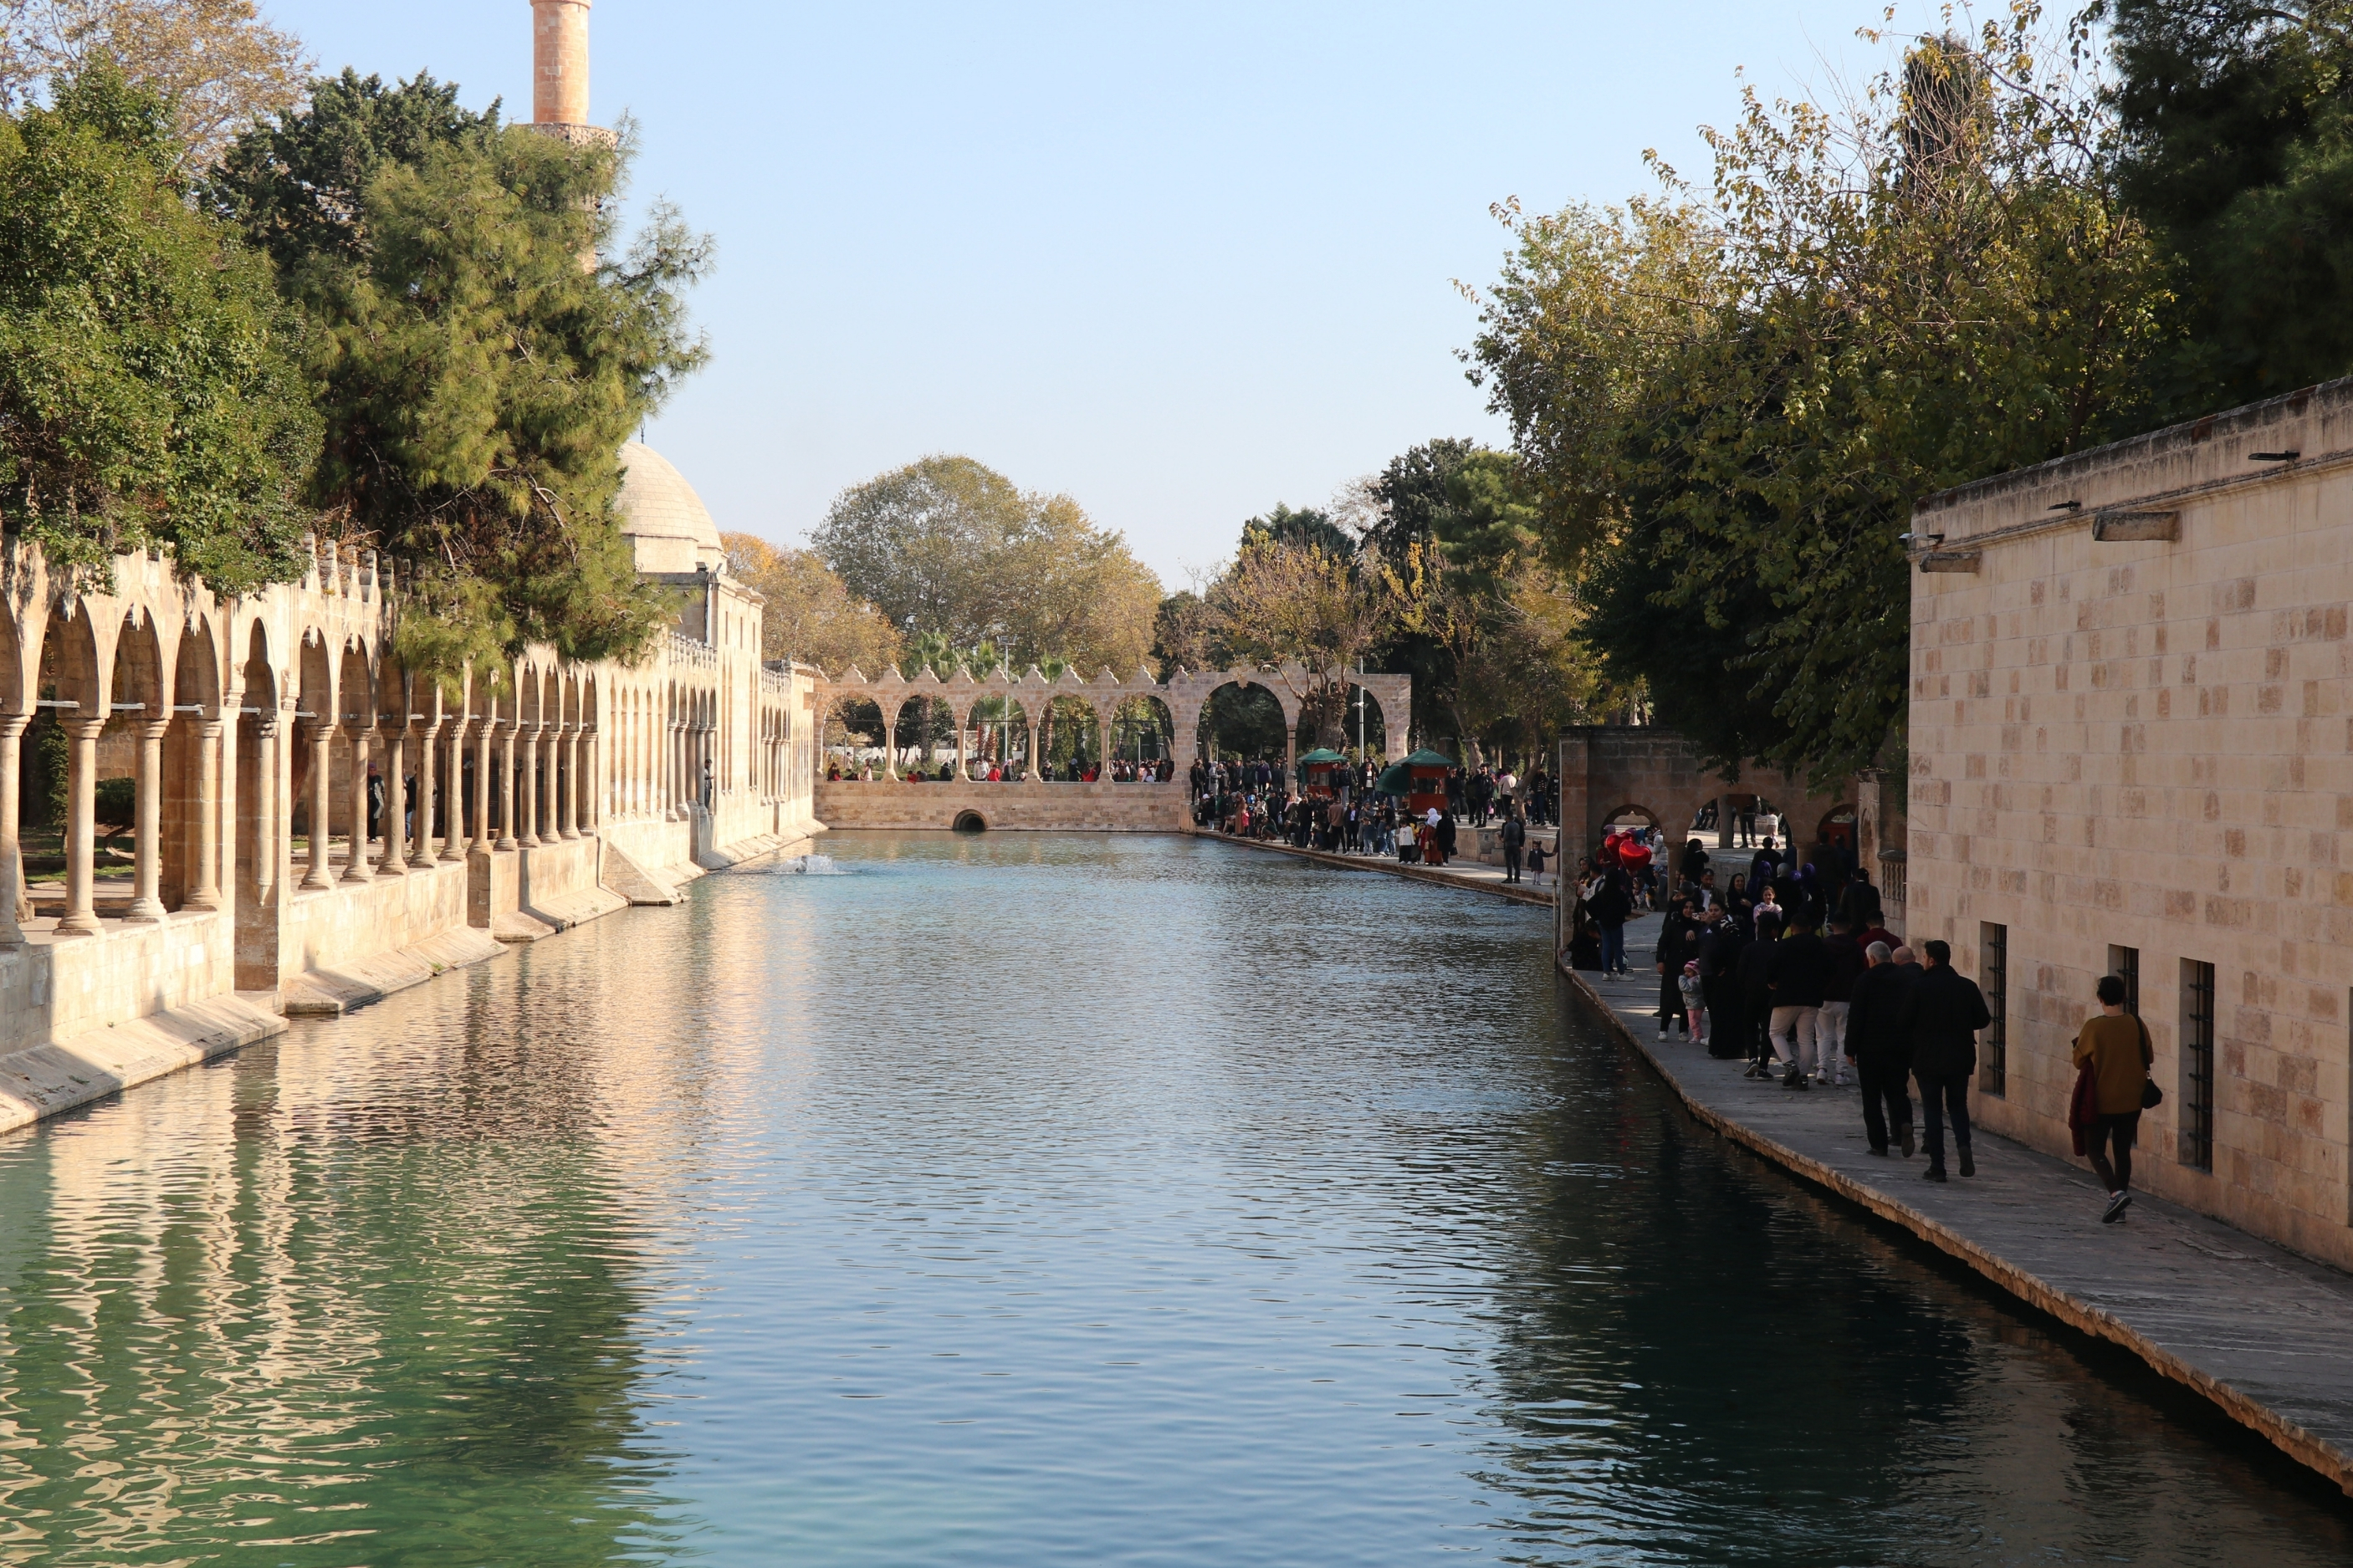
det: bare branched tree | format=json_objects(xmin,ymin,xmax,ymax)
[{"xmin": 0, "ymin": 0, "xmax": 309, "ymax": 166}]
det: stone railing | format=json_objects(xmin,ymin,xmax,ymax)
[{"xmin": 666, "ymin": 631, "xmax": 719, "ymax": 672}]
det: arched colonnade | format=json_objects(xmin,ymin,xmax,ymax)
[
  {"xmin": 0, "ymin": 539, "xmax": 811, "ymax": 960},
  {"xmin": 819, "ymin": 662, "xmax": 1414, "ymax": 781}
]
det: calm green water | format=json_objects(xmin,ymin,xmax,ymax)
[{"xmin": 0, "ymin": 832, "xmax": 2345, "ymax": 1565}]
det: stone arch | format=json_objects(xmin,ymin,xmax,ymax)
[
  {"xmin": 826, "ymin": 692, "xmax": 886, "ymax": 764},
  {"xmin": 1601, "ymin": 801, "xmax": 1660, "ymax": 833},
  {"xmin": 951, "ymin": 809, "xmax": 987, "ymax": 832},
  {"xmin": 1194, "ymin": 679, "xmax": 1286, "ymax": 765},
  {"xmin": 1039, "ymin": 692, "xmax": 1102, "ymax": 779},
  {"xmin": 233, "ymin": 619, "xmax": 280, "ymax": 986},
  {"xmin": 335, "ymin": 640, "xmax": 376, "ymax": 877},
  {"xmin": 160, "ymin": 613, "xmax": 223, "ymax": 911},
  {"xmin": 40, "ymin": 599, "xmax": 106, "ymax": 932},
  {"xmin": 1110, "ymin": 692, "xmax": 1174, "ymax": 777},
  {"xmin": 0, "ymin": 593, "xmax": 24, "ymax": 719},
  {"xmin": 959, "ymin": 691, "xmax": 1028, "ymax": 780},
  {"xmin": 1814, "ymin": 801, "xmax": 1858, "ymax": 856},
  {"xmin": 289, "ymin": 632, "xmax": 336, "ymax": 886},
  {"xmin": 1325, "ymin": 681, "xmax": 1391, "ymax": 758},
  {"xmin": 893, "ymin": 696, "xmax": 954, "ymax": 774}
]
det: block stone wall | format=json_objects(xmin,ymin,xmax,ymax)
[{"xmin": 1910, "ymin": 375, "xmax": 2353, "ymax": 1269}]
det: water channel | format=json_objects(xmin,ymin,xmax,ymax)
[{"xmin": 0, "ymin": 833, "xmax": 2346, "ymax": 1565}]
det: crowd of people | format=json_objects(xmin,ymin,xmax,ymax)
[
  {"xmin": 1569, "ymin": 819, "xmax": 2156, "ymax": 1220},
  {"xmin": 1188, "ymin": 756, "xmax": 1557, "ymax": 867},
  {"xmin": 823, "ymin": 753, "xmax": 1179, "ymax": 783}
]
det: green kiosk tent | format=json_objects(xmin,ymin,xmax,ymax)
[
  {"xmin": 1296, "ymin": 748, "xmax": 1349, "ymax": 795},
  {"xmin": 1379, "ymin": 748, "xmax": 1454, "ymax": 815}
]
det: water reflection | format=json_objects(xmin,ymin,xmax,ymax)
[{"xmin": 0, "ymin": 831, "xmax": 2340, "ymax": 1565}]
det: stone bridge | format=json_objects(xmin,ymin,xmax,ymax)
[{"xmin": 818, "ymin": 661, "xmax": 1413, "ymax": 776}]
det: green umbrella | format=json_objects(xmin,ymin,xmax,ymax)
[
  {"xmin": 1398, "ymin": 748, "xmax": 1456, "ymax": 769},
  {"xmin": 1375, "ymin": 762, "xmax": 1412, "ymax": 795},
  {"xmin": 1296, "ymin": 748, "xmax": 1348, "ymax": 767}
]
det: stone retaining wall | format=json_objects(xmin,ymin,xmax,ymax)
[{"xmin": 816, "ymin": 780, "xmax": 1189, "ymax": 832}]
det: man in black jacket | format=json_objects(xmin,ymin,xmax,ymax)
[
  {"xmin": 1736, "ymin": 912, "xmax": 1782, "ymax": 1078},
  {"xmin": 1763, "ymin": 914, "xmax": 1834, "ymax": 1090},
  {"xmin": 1909, "ymin": 938, "xmax": 1992, "ymax": 1181},
  {"xmin": 1586, "ymin": 871, "xmax": 1633, "ymax": 976},
  {"xmin": 1697, "ymin": 907, "xmax": 1747, "ymax": 1060},
  {"xmin": 1501, "ymin": 810, "xmax": 1527, "ymax": 883},
  {"xmin": 1844, "ymin": 941, "xmax": 1917, "ymax": 1157}
]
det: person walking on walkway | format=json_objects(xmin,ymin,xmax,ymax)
[
  {"xmin": 1737, "ymin": 911, "xmax": 1782, "ymax": 1077},
  {"xmin": 1501, "ymin": 810, "xmax": 1527, "ymax": 884},
  {"xmin": 1698, "ymin": 905, "xmax": 1747, "ymax": 1060},
  {"xmin": 1818, "ymin": 917, "xmax": 1867, "ymax": 1087},
  {"xmin": 1844, "ymin": 941, "xmax": 1917, "ymax": 1157},
  {"xmin": 1655, "ymin": 898, "xmax": 1699, "ymax": 1039},
  {"xmin": 1588, "ymin": 868, "xmax": 1633, "ymax": 977},
  {"xmin": 1764, "ymin": 912, "xmax": 1832, "ymax": 1089},
  {"xmin": 1910, "ymin": 939, "xmax": 1992, "ymax": 1182},
  {"xmin": 2073, "ymin": 975, "xmax": 2156, "ymax": 1223}
]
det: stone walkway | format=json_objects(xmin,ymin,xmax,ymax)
[
  {"xmin": 1211, "ymin": 831, "xmax": 1555, "ymax": 907},
  {"xmin": 1572, "ymin": 911, "xmax": 2353, "ymax": 1495}
]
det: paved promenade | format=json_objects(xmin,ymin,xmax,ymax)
[
  {"xmin": 1573, "ymin": 911, "xmax": 2353, "ymax": 1494},
  {"xmin": 1211, "ymin": 831, "xmax": 1555, "ymax": 907}
]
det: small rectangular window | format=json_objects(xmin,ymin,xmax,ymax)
[
  {"xmin": 2181, "ymin": 959, "xmax": 2215, "ymax": 1173},
  {"xmin": 1979, "ymin": 922, "xmax": 2008, "ymax": 1097},
  {"xmin": 2108, "ymin": 944, "xmax": 2141, "ymax": 1018}
]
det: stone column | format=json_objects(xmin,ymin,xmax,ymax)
[
  {"xmin": 444, "ymin": 717, "xmax": 473, "ymax": 861},
  {"xmin": 1715, "ymin": 794, "xmax": 1734, "ymax": 851},
  {"xmin": 412, "ymin": 718, "xmax": 441, "ymax": 868},
  {"xmin": 496, "ymin": 721, "xmax": 520, "ymax": 851},
  {"xmin": 955, "ymin": 709, "xmax": 969, "ymax": 782},
  {"xmin": 882, "ymin": 702, "xmax": 902, "ymax": 779},
  {"xmin": 561, "ymin": 724, "xmax": 582, "ymax": 839},
  {"xmin": 126, "ymin": 718, "xmax": 170, "ymax": 921},
  {"xmin": 582, "ymin": 729, "xmax": 600, "ymax": 832},
  {"xmin": 381, "ymin": 722, "xmax": 407, "ymax": 876},
  {"xmin": 341, "ymin": 725, "xmax": 374, "ymax": 883},
  {"xmin": 669, "ymin": 718, "xmax": 684, "ymax": 815},
  {"xmin": 1025, "ymin": 704, "xmax": 1041, "ymax": 783},
  {"xmin": 57, "ymin": 716, "xmax": 106, "ymax": 935},
  {"xmin": 517, "ymin": 722, "xmax": 541, "ymax": 848},
  {"xmin": 0, "ymin": 714, "xmax": 28, "ymax": 945},
  {"xmin": 300, "ymin": 720, "xmax": 335, "ymax": 891},
  {"xmin": 187, "ymin": 718, "xmax": 223, "ymax": 911},
  {"xmin": 472, "ymin": 717, "xmax": 495, "ymax": 857}
]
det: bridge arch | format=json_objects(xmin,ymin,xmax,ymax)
[{"xmin": 1194, "ymin": 680, "xmax": 1286, "ymax": 766}]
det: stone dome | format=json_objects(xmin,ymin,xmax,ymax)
[{"xmin": 616, "ymin": 440, "xmax": 725, "ymax": 574}]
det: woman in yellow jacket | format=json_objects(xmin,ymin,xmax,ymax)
[{"xmin": 2074, "ymin": 973, "xmax": 2156, "ymax": 1223}]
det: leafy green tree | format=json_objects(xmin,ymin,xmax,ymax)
[
  {"xmin": 212, "ymin": 72, "xmax": 712, "ymax": 669},
  {"xmin": 2105, "ymin": 0, "xmax": 2353, "ymax": 410},
  {"xmin": 1468, "ymin": 19, "xmax": 2170, "ymax": 783},
  {"xmin": 813, "ymin": 455, "xmax": 1160, "ymax": 675},
  {"xmin": 0, "ymin": 67, "xmax": 316, "ymax": 590},
  {"xmin": 1240, "ymin": 501, "xmax": 1354, "ymax": 559},
  {"xmin": 1359, "ymin": 437, "xmax": 1477, "ymax": 563}
]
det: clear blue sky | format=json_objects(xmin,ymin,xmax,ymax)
[{"xmin": 262, "ymin": 1, "xmax": 1890, "ymax": 588}]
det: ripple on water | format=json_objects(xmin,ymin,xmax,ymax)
[{"xmin": 0, "ymin": 831, "xmax": 2344, "ymax": 1566}]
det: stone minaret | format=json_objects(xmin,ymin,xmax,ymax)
[{"xmin": 531, "ymin": 0, "xmax": 593, "ymax": 131}]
